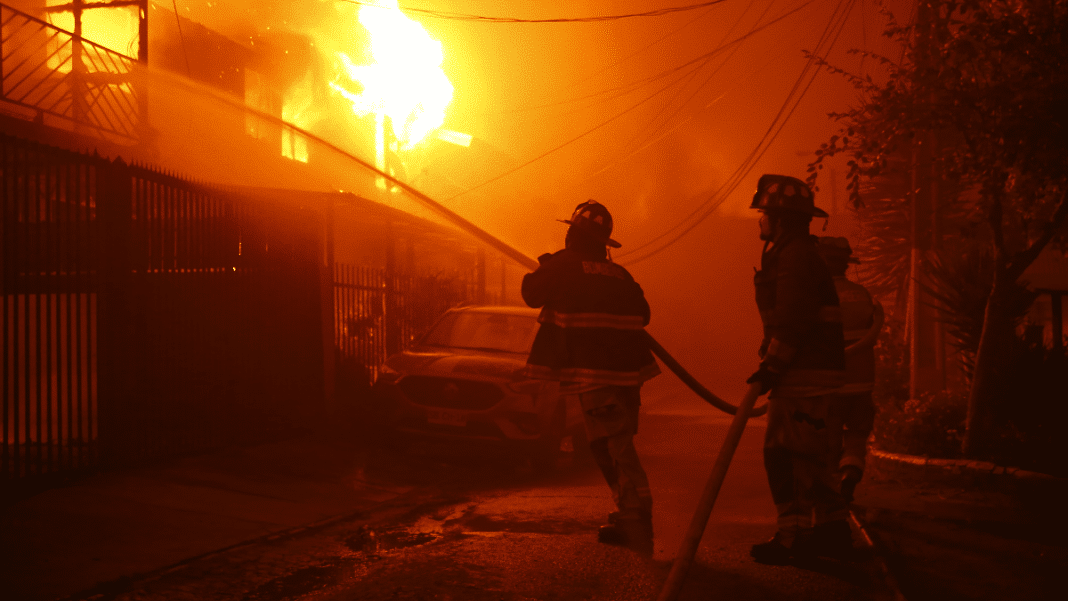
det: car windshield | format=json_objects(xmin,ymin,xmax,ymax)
[{"xmin": 421, "ymin": 311, "xmax": 539, "ymax": 355}]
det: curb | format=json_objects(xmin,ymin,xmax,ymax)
[
  {"xmin": 56, "ymin": 486, "xmax": 435, "ymax": 601},
  {"xmin": 868, "ymin": 447, "xmax": 1068, "ymax": 487}
]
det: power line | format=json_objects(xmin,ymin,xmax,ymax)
[
  {"xmin": 171, "ymin": 0, "xmax": 192, "ymax": 77},
  {"xmin": 442, "ymin": 60, "xmax": 709, "ymax": 202},
  {"xmin": 563, "ymin": 3, "xmax": 780, "ymax": 190},
  {"xmin": 617, "ymin": 0, "xmax": 859, "ymax": 265},
  {"xmin": 620, "ymin": 0, "xmax": 854, "ymax": 262},
  {"xmin": 479, "ymin": 3, "xmax": 724, "ymax": 115},
  {"xmin": 444, "ymin": 0, "xmax": 818, "ymax": 202},
  {"xmin": 618, "ymin": 0, "xmax": 775, "ymax": 158},
  {"xmin": 340, "ymin": 0, "xmax": 731, "ymax": 23},
  {"xmin": 620, "ymin": 0, "xmax": 856, "ymax": 264}
]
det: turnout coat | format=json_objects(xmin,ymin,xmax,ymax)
[
  {"xmin": 521, "ymin": 248, "xmax": 659, "ymax": 387},
  {"xmin": 755, "ymin": 233, "xmax": 847, "ymax": 397}
]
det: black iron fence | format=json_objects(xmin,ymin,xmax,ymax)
[
  {"xmin": 1, "ymin": 131, "xmax": 99, "ymax": 482},
  {"xmin": 333, "ymin": 264, "xmax": 489, "ymax": 389},
  {"xmin": 3, "ymin": 132, "xmax": 495, "ymax": 485},
  {"xmin": 2, "ymin": 133, "xmax": 326, "ymax": 483}
]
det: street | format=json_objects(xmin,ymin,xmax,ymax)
[{"xmin": 77, "ymin": 381, "xmax": 885, "ymax": 601}]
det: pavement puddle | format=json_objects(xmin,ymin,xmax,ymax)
[{"xmin": 343, "ymin": 524, "xmax": 441, "ymax": 554}]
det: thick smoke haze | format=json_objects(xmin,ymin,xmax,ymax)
[{"xmin": 25, "ymin": 0, "xmax": 907, "ymax": 403}]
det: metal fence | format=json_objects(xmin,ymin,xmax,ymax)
[
  {"xmin": 333, "ymin": 263, "xmax": 489, "ymax": 390},
  {"xmin": 2, "ymin": 133, "xmax": 326, "ymax": 483},
  {"xmin": 3, "ymin": 132, "xmax": 497, "ymax": 485},
  {"xmin": 1, "ymin": 131, "xmax": 100, "ymax": 482},
  {"xmin": 1, "ymin": 2, "xmax": 142, "ymax": 143}
]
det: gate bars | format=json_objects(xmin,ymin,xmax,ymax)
[
  {"xmin": 333, "ymin": 263, "xmax": 491, "ymax": 391},
  {"xmin": 3, "ymin": 132, "xmax": 494, "ymax": 485},
  {"xmin": 2, "ymin": 133, "xmax": 327, "ymax": 483},
  {"xmin": 1, "ymin": 130, "xmax": 99, "ymax": 482}
]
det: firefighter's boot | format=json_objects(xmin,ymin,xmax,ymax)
[
  {"xmin": 750, "ymin": 531, "xmax": 816, "ymax": 565},
  {"xmin": 598, "ymin": 513, "xmax": 653, "ymax": 556},
  {"xmin": 813, "ymin": 519, "xmax": 855, "ymax": 561}
]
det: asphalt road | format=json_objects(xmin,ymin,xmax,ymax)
[{"xmin": 88, "ymin": 385, "xmax": 891, "ymax": 601}]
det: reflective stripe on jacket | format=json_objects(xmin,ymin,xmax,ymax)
[
  {"xmin": 521, "ymin": 248, "xmax": 659, "ymax": 387},
  {"xmin": 755, "ymin": 233, "xmax": 846, "ymax": 397},
  {"xmin": 834, "ymin": 275, "xmax": 876, "ymax": 392}
]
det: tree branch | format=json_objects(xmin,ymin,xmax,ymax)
[{"xmin": 1008, "ymin": 190, "xmax": 1068, "ymax": 281}]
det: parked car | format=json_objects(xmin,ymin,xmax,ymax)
[{"xmin": 371, "ymin": 305, "xmax": 587, "ymax": 468}]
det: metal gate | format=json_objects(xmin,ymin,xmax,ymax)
[
  {"xmin": 1, "ymin": 132, "xmax": 99, "ymax": 482},
  {"xmin": 2, "ymin": 133, "xmax": 327, "ymax": 483},
  {"xmin": 333, "ymin": 263, "xmax": 486, "ymax": 390}
]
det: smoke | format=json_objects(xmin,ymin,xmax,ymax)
[{"xmin": 57, "ymin": 0, "xmax": 900, "ymax": 403}]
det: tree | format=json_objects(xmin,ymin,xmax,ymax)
[{"xmin": 809, "ymin": 0, "xmax": 1068, "ymax": 457}]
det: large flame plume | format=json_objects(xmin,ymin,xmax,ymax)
[{"xmin": 330, "ymin": 0, "xmax": 454, "ymax": 151}]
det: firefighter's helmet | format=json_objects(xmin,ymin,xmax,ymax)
[
  {"xmin": 559, "ymin": 200, "xmax": 621, "ymax": 248},
  {"xmin": 750, "ymin": 174, "xmax": 828, "ymax": 218},
  {"xmin": 817, "ymin": 236, "xmax": 860, "ymax": 264}
]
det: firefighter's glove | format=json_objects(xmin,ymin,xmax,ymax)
[
  {"xmin": 746, "ymin": 365, "xmax": 781, "ymax": 396},
  {"xmin": 537, "ymin": 253, "xmax": 554, "ymax": 265}
]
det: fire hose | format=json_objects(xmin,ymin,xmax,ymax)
[
  {"xmin": 349, "ymin": 160, "xmax": 886, "ymax": 601},
  {"xmin": 156, "ymin": 69, "xmax": 886, "ymax": 601},
  {"xmin": 156, "ymin": 69, "xmax": 883, "ymax": 416},
  {"xmin": 152, "ymin": 67, "xmax": 782, "ymax": 415}
]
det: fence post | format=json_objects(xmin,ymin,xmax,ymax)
[
  {"xmin": 384, "ymin": 220, "xmax": 399, "ymax": 355},
  {"xmin": 95, "ymin": 157, "xmax": 134, "ymax": 468},
  {"xmin": 320, "ymin": 200, "xmax": 336, "ymax": 416}
]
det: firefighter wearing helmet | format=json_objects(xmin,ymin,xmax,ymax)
[
  {"xmin": 747, "ymin": 175, "xmax": 849, "ymax": 564},
  {"xmin": 521, "ymin": 200, "xmax": 660, "ymax": 555},
  {"xmin": 813, "ymin": 236, "xmax": 881, "ymax": 557}
]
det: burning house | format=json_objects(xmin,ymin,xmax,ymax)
[{"xmin": 1, "ymin": 0, "xmax": 520, "ymax": 482}]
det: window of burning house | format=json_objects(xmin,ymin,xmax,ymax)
[
  {"xmin": 245, "ymin": 68, "xmax": 310, "ymax": 164},
  {"xmin": 281, "ymin": 72, "xmax": 314, "ymax": 164},
  {"xmin": 244, "ymin": 68, "xmax": 279, "ymax": 141},
  {"xmin": 45, "ymin": 0, "xmax": 138, "ymax": 70}
]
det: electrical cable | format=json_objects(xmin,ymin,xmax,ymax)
[
  {"xmin": 444, "ymin": 0, "xmax": 818, "ymax": 202},
  {"xmin": 617, "ymin": 0, "xmax": 858, "ymax": 265},
  {"xmin": 488, "ymin": 2, "xmax": 724, "ymax": 115},
  {"xmin": 171, "ymin": 0, "xmax": 192, "ymax": 77},
  {"xmin": 340, "ymin": 0, "xmax": 731, "ymax": 23},
  {"xmin": 442, "ymin": 60, "xmax": 711, "ymax": 202},
  {"xmin": 620, "ymin": 1, "xmax": 856, "ymax": 265},
  {"xmin": 620, "ymin": 0, "xmax": 856, "ymax": 264},
  {"xmin": 617, "ymin": 0, "xmax": 774, "ymax": 158}
]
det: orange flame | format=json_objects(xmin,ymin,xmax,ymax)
[{"xmin": 330, "ymin": 0, "xmax": 454, "ymax": 151}]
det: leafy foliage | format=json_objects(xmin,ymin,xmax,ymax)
[
  {"xmin": 810, "ymin": 0, "xmax": 1068, "ymax": 457},
  {"xmin": 811, "ymin": 0, "xmax": 1068, "ymax": 233},
  {"xmin": 923, "ymin": 248, "xmax": 1037, "ymax": 374}
]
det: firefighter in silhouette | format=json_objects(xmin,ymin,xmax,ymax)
[
  {"xmin": 812, "ymin": 236, "xmax": 881, "ymax": 557},
  {"xmin": 747, "ymin": 175, "xmax": 848, "ymax": 565},
  {"xmin": 522, "ymin": 200, "xmax": 660, "ymax": 554}
]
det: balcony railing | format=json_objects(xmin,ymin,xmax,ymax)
[{"xmin": 1, "ymin": 2, "xmax": 141, "ymax": 143}]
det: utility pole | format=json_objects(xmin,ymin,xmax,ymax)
[{"xmin": 908, "ymin": 0, "xmax": 946, "ymax": 398}]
